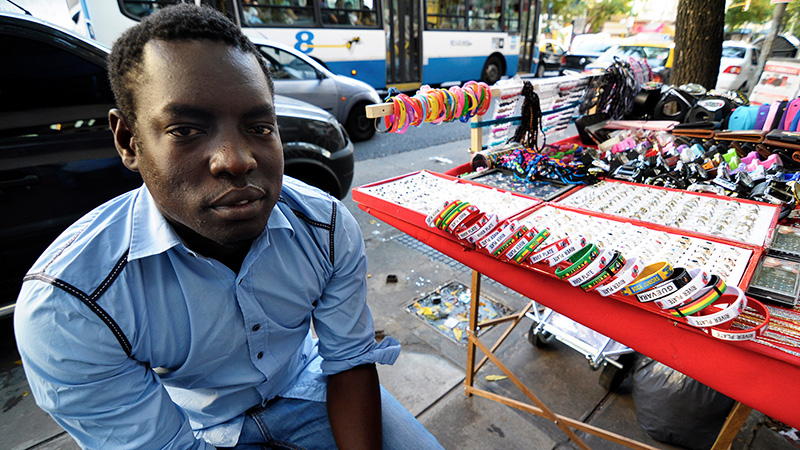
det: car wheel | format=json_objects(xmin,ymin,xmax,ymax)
[
  {"xmin": 535, "ymin": 62, "xmax": 545, "ymax": 78},
  {"xmin": 345, "ymin": 103, "xmax": 375, "ymax": 142},
  {"xmin": 481, "ymin": 55, "xmax": 503, "ymax": 86}
]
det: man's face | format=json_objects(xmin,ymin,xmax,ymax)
[{"xmin": 121, "ymin": 39, "xmax": 283, "ymax": 253}]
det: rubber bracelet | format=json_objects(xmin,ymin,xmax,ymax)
[
  {"xmin": 492, "ymin": 226, "xmax": 530, "ymax": 258},
  {"xmin": 555, "ymin": 243, "xmax": 599, "ymax": 280},
  {"xmin": 635, "ymin": 268, "xmax": 692, "ymax": 303},
  {"xmin": 445, "ymin": 204, "xmax": 478, "ymax": 233},
  {"xmin": 670, "ymin": 275, "xmax": 727, "ymax": 317},
  {"xmin": 596, "ymin": 257, "xmax": 643, "ymax": 297},
  {"xmin": 546, "ymin": 235, "xmax": 588, "ymax": 267},
  {"xmin": 654, "ymin": 268, "xmax": 711, "ymax": 309},
  {"xmin": 426, "ymin": 201, "xmax": 454, "ymax": 228},
  {"xmin": 512, "ymin": 229, "xmax": 552, "ymax": 264},
  {"xmin": 706, "ymin": 298, "xmax": 769, "ymax": 341},
  {"xmin": 621, "ymin": 262, "xmax": 674, "ymax": 296},
  {"xmin": 481, "ymin": 221, "xmax": 518, "ymax": 252},
  {"xmin": 528, "ymin": 236, "xmax": 573, "ymax": 264},
  {"xmin": 466, "ymin": 214, "xmax": 500, "ymax": 244},
  {"xmin": 568, "ymin": 248, "xmax": 614, "ymax": 287},
  {"xmin": 684, "ymin": 286, "xmax": 746, "ymax": 328},
  {"xmin": 432, "ymin": 201, "xmax": 462, "ymax": 229},
  {"xmin": 438, "ymin": 202, "xmax": 469, "ymax": 230},
  {"xmin": 580, "ymin": 251, "xmax": 626, "ymax": 292},
  {"xmin": 501, "ymin": 229, "xmax": 537, "ymax": 262},
  {"xmin": 454, "ymin": 211, "xmax": 487, "ymax": 239}
]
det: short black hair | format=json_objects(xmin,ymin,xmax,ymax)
[{"xmin": 108, "ymin": 4, "xmax": 273, "ymax": 128}]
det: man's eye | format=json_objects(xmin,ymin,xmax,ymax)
[
  {"xmin": 168, "ymin": 127, "xmax": 202, "ymax": 137},
  {"xmin": 248, "ymin": 125, "xmax": 273, "ymax": 135}
]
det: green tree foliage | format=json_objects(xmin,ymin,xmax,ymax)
[
  {"xmin": 725, "ymin": 0, "xmax": 772, "ymax": 32},
  {"xmin": 585, "ymin": 0, "xmax": 632, "ymax": 34}
]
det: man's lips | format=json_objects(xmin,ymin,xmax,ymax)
[{"xmin": 209, "ymin": 186, "xmax": 268, "ymax": 220}]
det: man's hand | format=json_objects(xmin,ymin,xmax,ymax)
[{"xmin": 327, "ymin": 363, "xmax": 382, "ymax": 450}]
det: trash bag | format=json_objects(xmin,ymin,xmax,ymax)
[{"xmin": 632, "ymin": 357, "xmax": 735, "ymax": 450}]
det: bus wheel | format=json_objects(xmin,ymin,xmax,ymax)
[
  {"xmin": 345, "ymin": 103, "xmax": 376, "ymax": 142},
  {"xmin": 481, "ymin": 55, "xmax": 503, "ymax": 86}
]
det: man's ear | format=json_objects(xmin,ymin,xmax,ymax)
[{"xmin": 109, "ymin": 108, "xmax": 139, "ymax": 172}]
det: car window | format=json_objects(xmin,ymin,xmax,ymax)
[
  {"xmin": 752, "ymin": 49, "xmax": 759, "ymax": 65},
  {"xmin": 258, "ymin": 45, "xmax": 319, "ymax": 80},
  {"xmin": 722, "ymin": 46, "xmax": 747, "ymax": 59},
  {"xmin": 571, "ymin": 40, "xmax": 612, "ymax": 54},
  {"xmin": 0, "ymin": 33, "xmax": 114, "ymax": 140}
]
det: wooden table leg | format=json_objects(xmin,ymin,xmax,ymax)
[
  {"xmin": 465, "ymin": 270, "xmax": 481, "ymax": 395},
  {"xmin": 711, "ymin": 402, "xmax": 753, "ymax": 450}
]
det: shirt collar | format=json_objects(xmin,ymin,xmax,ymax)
[{"xmin": 127, "ymin": 186, "xmax": 295, "ymax": 262}]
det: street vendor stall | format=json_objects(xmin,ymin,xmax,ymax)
[{"xmin": 356, "ymin": 73, "xmax": 800, "ymax": 450}]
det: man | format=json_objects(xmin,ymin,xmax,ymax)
[{"xmin": 14, "ymin": 5, "xmax": 443, "ymax": 450}]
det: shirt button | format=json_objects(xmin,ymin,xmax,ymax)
[
  {"xmin": 252, "ymin": 324, "xmax": 260, "ymax": 332},
  {"xmin": 257, "ymin": 352, "xmax": 264, "ymax": 359}
]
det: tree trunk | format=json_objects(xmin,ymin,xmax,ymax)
[{"xmin": 672, "ymin": 0, "xmax": 726, "ymax": 89}]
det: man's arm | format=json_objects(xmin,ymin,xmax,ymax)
[{"xmin": 326, "ymin": 363, "xmax": 382, "ymax": 450}]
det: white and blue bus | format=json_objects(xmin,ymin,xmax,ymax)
[{"xmin": 72, "ymin": 0, "xmax": 534, "ymax": 90}]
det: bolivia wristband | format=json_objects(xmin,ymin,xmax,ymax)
[
  {"xmin": 621, "ymin": 262, "xmax": 674, "ymax": 296},
  {"xmin": 670, "ymin": 275, "xmax": 727, "ymax": 317},
  {"xmin": 482, "ymin": 221, "xmax": 519, "ymax": 252},
  {"xmin": 684, "ymin": 285, "xmax": 746, "ymax": 328},
  {"xmin": 580, "ymin": 251, "xmax": 626, "ymax": 292},
  {"xmin": 596, "ymin": 257, "xmax": 643, "ymax": 297},
  {"xmin": 439, "ymin": 201, "xmax": 470, "ymax": 230},
  {"xmin": 492, "ymin": 226, "xmax": 530, "ymax": 258},
  {"xmin": 527, "ymin": 237, "xmax": 570, "ymax": 264},
  {"xmin": 433, "ymin": 201, "xmax": 462, "ymax": 229},
  {"xmin": 426, "ymin": 200, "xmax": 454, "ymax": 228},
  {"xmin": 555, "ymin": 243, "xmax": 599, "ymax": 280},
  {"xmin": 512, "ymin": 229, "xmax": 552, "ymax": 264},
  {"xmin": 547, "ymin": 235, "xmax": 588, "ymax": 267},
  {"xmin": 635, "ymin": 268, "xmax": 692, "ymax": 303},
  {"xmin": 653, "ymin": 268, "xmax": 711, "ymax": 310}
]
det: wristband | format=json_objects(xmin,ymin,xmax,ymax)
[
  {"xmin": 555, "ymin": 243, "xmax": 599, "ymax": 280},
  {"xmin": 432, "ymin": 201, "xmax": 462, "ymax": 229},
  {"xmin": 512, "ymin": 229, "xmax": 552, "ymax": 264},
  {"xmin": 707, "ymin": 298, "xmax": 769, "ymax": 341},
  {"xmin": 492, "ymin": 226, "xmax": 530, "ymax": 258},
  {"xmin": 528, "ymin": 236, "xmax": 573, "ymax": 264},
  {"xmin": 455, "ymin": 212, "xmax": 488, "ymax": 240},
  {"xmin": 447, "ymin": 204, "xmax": 480, "ymax": 234},
  {"xmin": 653, "ymin": 268, "xmax": 711, "ymax": 309},
  {"xmin": 476, "ymin": 220, "xmax": 510, "ymax": 249},
  {"xmin": 683, "ymin": 286, "xmax": 746, "ymax": 328},
  {"xmin": 621, "ymin": 262, "xmax": 674, "ymax": 296},
  {"xmin": 580, "ymin": 251, "xmax": 626, "ymax": 292},
  {"xmin": 635, "ymin": 268, "xmax": 692, "ymax": 303},
  {"xmin": 439, "ymin": 201, "xmax": 470, "ymax": 230},
  {"xmin": 481, "ymin": 221, "xmax": 519, "ymax": 252},
  {"xmin": 546, "ymin": 235, "xmax": 588, "ymax": 267},
  {"xmin": 596, "ymin": 257, "xmax": 643, "ymax": 297},
  {"xmin": 500, "ymin": 228, "xmax": 537, "ymax": 261},
  {"xmin": 670, "ymin": 275, "xmax": 727, "ymax": 317},
  {"xmin": 466, "ymin": 214, "xmax": 500, "ymax": 244},
  {"xmin": 568, "ymin": 248, "xmax": 614, "ymax": 287},
  {"xmin": 425, "ymin": 200, "xmax": 454, "ymax": 228}
]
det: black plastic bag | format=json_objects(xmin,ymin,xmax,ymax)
[{"xmin": 632, "ymin": 357, "xmax": 735, "ymax": 450}]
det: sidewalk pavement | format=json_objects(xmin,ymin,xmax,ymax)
[{"xmin": 2, "ymin": 139, "xmax": 798, "ymax": 450}]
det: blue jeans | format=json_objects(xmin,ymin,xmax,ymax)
[{"xmin": 227, "ymin": 386, "xmax": 444, "ymax": 450}]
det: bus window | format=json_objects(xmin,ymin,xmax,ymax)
[
  {"xmin": 243, "ymin": 0, "xmax": 314, "ymax": 26},
  {"xmin": 469, "ymin": 0, "xmax": 501, "ymax": 31},
  {"xmin": 320, "ymin": 0, "xmax": 378, "ymax": 27},
  {"xmin": 426, "ymin": 0, "xmax": 467, "ymax": 30},
  {"xmin": 504, "ymin": 0, "xmax": 519, "ymax": 32},
  {"xmin": 119, "ymin": 1, "xmax": 179, "ymax": 20}
]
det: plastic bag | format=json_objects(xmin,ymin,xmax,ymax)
[{"xmin": 632, "ymin": 357, "xmax": 735, "ymax": 450}]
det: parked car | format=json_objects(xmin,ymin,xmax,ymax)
[
  {"xmin": 534, "ymin": 40, "xmax": 566, "ymax": 77},
  {"xmin": 564, "ymin": 35, "xmax": 616, "ymax": 73},
  {"xmin": 585, "ymin": 41, "xmax": 674, "ymax": 84},
  {"xmin": 250, "ymin": 37, "xmax": 382, "ymax": 142},
  {"xmin": 716, "ymin": 41, "xmax": 759, "ymax": 91},
  {"xmin": 0, "ymin": 11, "xmax": 355, "ymax": 317}
]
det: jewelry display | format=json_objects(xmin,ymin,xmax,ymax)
[{"xmin": 557, "ymin": 180, "xmax": 778, "ymax": 246}]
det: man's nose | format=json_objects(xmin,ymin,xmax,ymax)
[{"xmin": 209, "ymin": 137, "xmax": 257, "ymax": 177}]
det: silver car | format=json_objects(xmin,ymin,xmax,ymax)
[{"xmin": 253, "ymin": 38, "xmax": 382, "ymax": 141}]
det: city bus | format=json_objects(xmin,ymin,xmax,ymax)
[{"xmin": 70, "ymin": 0, "xmax": 529, "ymax": 90}]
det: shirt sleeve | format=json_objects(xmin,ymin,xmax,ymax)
[
  {"xmin": 14, "ymin": 280, "xmax": 215, "ymax": 450},
  {"xmin": 311, "ymin": 200, "xmax": 401, "ymax": 375}
]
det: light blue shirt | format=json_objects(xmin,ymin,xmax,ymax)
[{"xmin": 14, "ymin": 177, "xmax": 400, "ymax": 449}]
